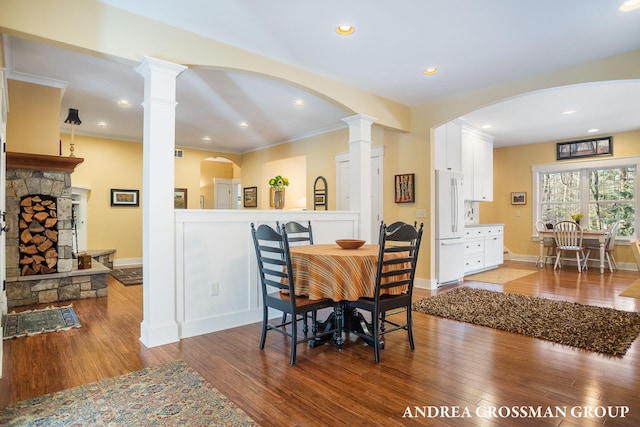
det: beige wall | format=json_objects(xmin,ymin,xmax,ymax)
[
  {"xmin": 486, "ymin": 129, "xmax": 640, "ymax": 265},
  {"xmin": 6, "ymin": 80, "xmax": 61, "ymax": 156}
]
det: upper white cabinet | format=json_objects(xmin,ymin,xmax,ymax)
[
  {"xmin": 461, "ymin": 127, "xmax": 494, "ymax": 201},
  {"xmin": 434, "ymin": 121, "xmax": 462, "ymax": 172}
]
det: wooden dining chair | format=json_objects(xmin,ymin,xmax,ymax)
[
  {"xmin": 276, "ymin": 221, "xmax": 314, "ymax": 324},
  {"xmin": 346, "ymin": 221, "xmax": 424, "ymax": 363},
  {"xmin": 553, "ymin": 220, "xmax": 587, "ymax": 272},
  {"xmin": 536, "ymin": 219, "xmax": 556, "ymax": 266},
  {"xmin": 583, "ymin": 220, "xmax": 622, "ymax": 272},
  {"xmin": 250, "ymin": 223, "xmax": 335, "ymax": 365}
]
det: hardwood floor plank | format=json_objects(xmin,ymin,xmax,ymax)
[{"xmin": 1, "ymin": 261, "xmax": 639, "ymax": 426}]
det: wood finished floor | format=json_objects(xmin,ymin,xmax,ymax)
[{"xmin": 1, "ymin": 261, "xmax": 639, "ymax": 426}]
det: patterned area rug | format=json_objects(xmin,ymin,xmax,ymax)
[
  {"xmin": 2, "ymin": 305, "xmax": 81, "ymax": 339},
  {"xmin": 413, "ymin": 287, "xmax": 640, "ymax": 355},
  {"xmin": 464, "ymin": 267, "xmax": 536, "ymax": 284},
  {"xmin": 109, "ymin": 266, "xmax": 143, "ymax": 286},
  {"xmin": 0, "ymin": 361, "xmax": 258, "ymax": 426},
  {"xmin": 620, "ymin": 278, "xmax": 640, "ymax": 299}
]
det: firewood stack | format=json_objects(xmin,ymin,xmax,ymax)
[{"xmin": 18, "ymin": 195, "xmax": 58, "ymax": 275}]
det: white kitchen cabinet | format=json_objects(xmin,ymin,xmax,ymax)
[
  {"xmin": 464, "ymin": 225, "xmax": 504, "ymax": 274},
  {"xmin": 484, "ymin": 226, "xmax": 504, "ymax": 267},
  {"xmin": 461, "ymin": 127, "xmax": 494, "ymax": 201},
  {"xmin": 434, "ymin": 121, "xmax": 462, "ymax": 172}
]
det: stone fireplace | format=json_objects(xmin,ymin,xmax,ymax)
[{"xmin": 5, "ymin": 152, "xmax": 109, "ymax": 308}]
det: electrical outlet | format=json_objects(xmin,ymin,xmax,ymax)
[
  {"xmin": 210, "ymin": 282, "xmax": 219, "ymax": 296},
  {"xmin": 416, "ymin": 209, "xmax": 427, "ymax": 218}
]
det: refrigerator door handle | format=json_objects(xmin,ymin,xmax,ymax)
[{"xmin": 451, "ymin": 178, "xmax": 458, "ymax": 233}]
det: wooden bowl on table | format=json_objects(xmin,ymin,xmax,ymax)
[{"xmin": 336, "ymin": 239, "xmax": 366, "ymax": 249}]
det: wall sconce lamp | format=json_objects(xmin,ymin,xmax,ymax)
[{"xmin": 64, "ymin": 108, "xmax": 82, "ymax": 157}]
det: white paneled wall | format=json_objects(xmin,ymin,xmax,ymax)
[{"xmin": 174, "ymin": 209, "xmax": 360, "ymax": 339}]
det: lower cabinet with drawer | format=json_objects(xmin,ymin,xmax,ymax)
[{"xmin": 464, "ymin": 225, "xmax": 504, "ymax": 275}]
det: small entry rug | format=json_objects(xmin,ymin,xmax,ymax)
[
  {"xmin": 620, "ymin": 278, "xmax": 640, "ymax": 299},
  {"xmin": 109, "ymin": 266, "xmax": 143, "ymax": 286},
  {"xmin": 413, "ymin": 287, "xmax": 640, "ymax": 355},
  {"xmin": 0, "ymin": 361, "xmax": 258, "ymax": 426},
  {"xmin": 2, "ymin": 305, "xmax": 80, "ymax": 339},
  {"xmin": 465, "ymin": 267, "xmax": 536, "ymax": 284}
]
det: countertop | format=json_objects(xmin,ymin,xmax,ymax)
[{"xmin": 464, "ymin": 223, "xmax": 504, "ymax": 228}]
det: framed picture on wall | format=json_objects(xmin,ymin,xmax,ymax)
[
  {"xmin": 174, "ymin": 188, "xmax": 187, "ymax": 209},
  {"xmin": 394, "ymin": 173, "xmax": 415, "ymax": 203},
  {"xmin": 110, "ymin": 189, "xmax": 139, "ymax": 207},
  {"xmin": 511, "ymin": 192, "xmax": 526, "ymax": 205},
  {"xmin": 244, "ymin": 186, "xmax": 257, "ymax": 208}
]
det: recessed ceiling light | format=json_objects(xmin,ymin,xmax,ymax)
[
  {"xmin": 202, "ymin": 136, "xmax": 212, "ymax": 142},
  {"xmin": 562, "ymin": 109, "xmax": 576, "ymax": 115},
  {"xmin": 293, "ymin": 99, "xmax": 305, "ymax": 107},
  {"xmin": 97, "ymin": 121, "xmax": 109, "ymax": 128},
  {"xmin": 239, "ymin": 122, "xmax": 249, "ymax": 128},
  {"xmin": 336, "ymin": 25, "xmax": 354, "ymax": 35},
  {"xmin": 423, "ymin": 67, "xmax": 439, "ymax": 75},
  {"xmin": 482, "ymin": 124, "xmax": 492, "ymax": 129},
  {"xmin": 118, "ymin": 99, "xmax": 131, "ymax": 107},
  {"xmin": 620, "ymin": 0, "xmax": 640, "ymax": 12},
  {"xmin": 588, "ymin": 128, "xmax": 599, "ymax": 133}
]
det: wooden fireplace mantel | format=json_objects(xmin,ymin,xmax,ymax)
[{"xmin": 7, "ymin": 152, "xmax": 84, "ymax": 173}]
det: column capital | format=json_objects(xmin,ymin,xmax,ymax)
[
  {"xmin": 134, "ymin": 56, "xmax": 187, "ymax": 78},
  {"xmin": 342, "ymin": 114, "xmax": 379, "ymax": 142}
]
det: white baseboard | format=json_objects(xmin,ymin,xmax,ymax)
[{"xmin": 114, "ymin": 258, "xmax": 142, "ymax": 268}]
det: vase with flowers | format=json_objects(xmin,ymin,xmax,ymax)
[
  {"xmin": 571, "ymin": 213, "xmax": 584, "ymax": 225},
  {"xmin": 268, "ymin": 175, "xmax": 289, "ymax": 209}
]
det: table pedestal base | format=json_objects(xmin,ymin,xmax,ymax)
[{"xmin": 308, "ymin": 306, "xmax": 381, "ymax": 349}]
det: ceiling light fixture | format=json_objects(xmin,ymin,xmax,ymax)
[
  {"xmin": 336, "ymin": 25, "xmax": 354, "ymax": 35},
  {"xmin": 239, "ymin": 122, "xmax": 249, "ymax": 128},
  {"xmin": 118, "ymin": 99, "xmax": 131, "ymax": 107},
  {"xmin": 620, "ymin": 0, "xmax": 640, "ymax": 11},
  {"xmin": 202, "ymin": 136, "xmax": 212, "ymax": 142},
  {"xmin": 64, "ymin": 108, "xmax": 82, "ymax": 157},
  {"xmin": 423, "ymin": 67, "xmax": 439, "ymax": 75},
  {"xmin": 588, "ymin": 128, "xmax": 599, "ymax": 133},
  {"xmin": 482, "ymin": 124, "xmax": 492, "ymax": 129},
  {"xmin": 562, "ymin": 109, "xmax": 576, "ymax": 115},
  {"xmin": 293, "ymin": 99, "xmax": 305, "ymax": 107},
  {"xmin": 97, "ymin": 121, "xmax": 109, "ymax": 128}
]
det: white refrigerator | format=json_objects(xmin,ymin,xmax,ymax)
[{"xmin": 435, "ymin": 170, "xmax": 465, "ymax": 285}]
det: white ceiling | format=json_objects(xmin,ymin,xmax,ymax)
[{"xmin": 4, "ymin": 0, "xmax": 640, "ymax": 152}]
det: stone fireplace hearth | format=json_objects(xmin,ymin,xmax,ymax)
[{"xmin": 5, "ymin": 152, "xmax": 109, "ymax": 308}]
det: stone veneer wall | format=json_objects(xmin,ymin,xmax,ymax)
[{"xmin": 5, "ymin": 162, "xmax": 108, "ymax": 308}]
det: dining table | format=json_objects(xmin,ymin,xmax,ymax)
[
  {"xmin": 536, "ymin": 229, "xmax": 609, "ymax": 273},
  {"xmin": 289, "ymin": 243, "xmax": 408, "ymax": 348}
]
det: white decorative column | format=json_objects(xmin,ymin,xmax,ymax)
[
  {"xmin": 342, "ymin": 114, "xmax": 378, "ymax": 242},
  {"xmin": 135, "ymin": 57, "xmax": 186, "ymax": 347}
]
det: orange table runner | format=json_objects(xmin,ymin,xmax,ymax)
[{"xmin": 290, "ymin": 244, "xmax": 406, "ymax": 301}]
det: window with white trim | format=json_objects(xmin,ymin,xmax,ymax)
[{"xmin": 532, "ymin": 157, "xmax": 639, "ymax": 238}]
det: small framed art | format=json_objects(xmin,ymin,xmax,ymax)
[
  {"xmin": 394, "ymin": 173, "xmax": 415, "ymax": 203},
  {"xmin": 244, "ymin": 186, "xmax": 257, "ymax": 208},
  {"xmin": 174, "ymin": 188, "xmax": 187, "ymax": 209},
  {"xmin": 110, "ymin": 189, "xmax": 140, "ymax": 207},
  {"xmin": 511, "ymin": 192, "xmax": 526, "ymax": 205}
]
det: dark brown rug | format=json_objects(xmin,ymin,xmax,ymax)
[
  {"xmin": 413, "ymin": 286, "xmax": 640, "ymax": 356},
  {"xmin": 109, "ymin": 266, "xmax": 143, "ymax": 286}
]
